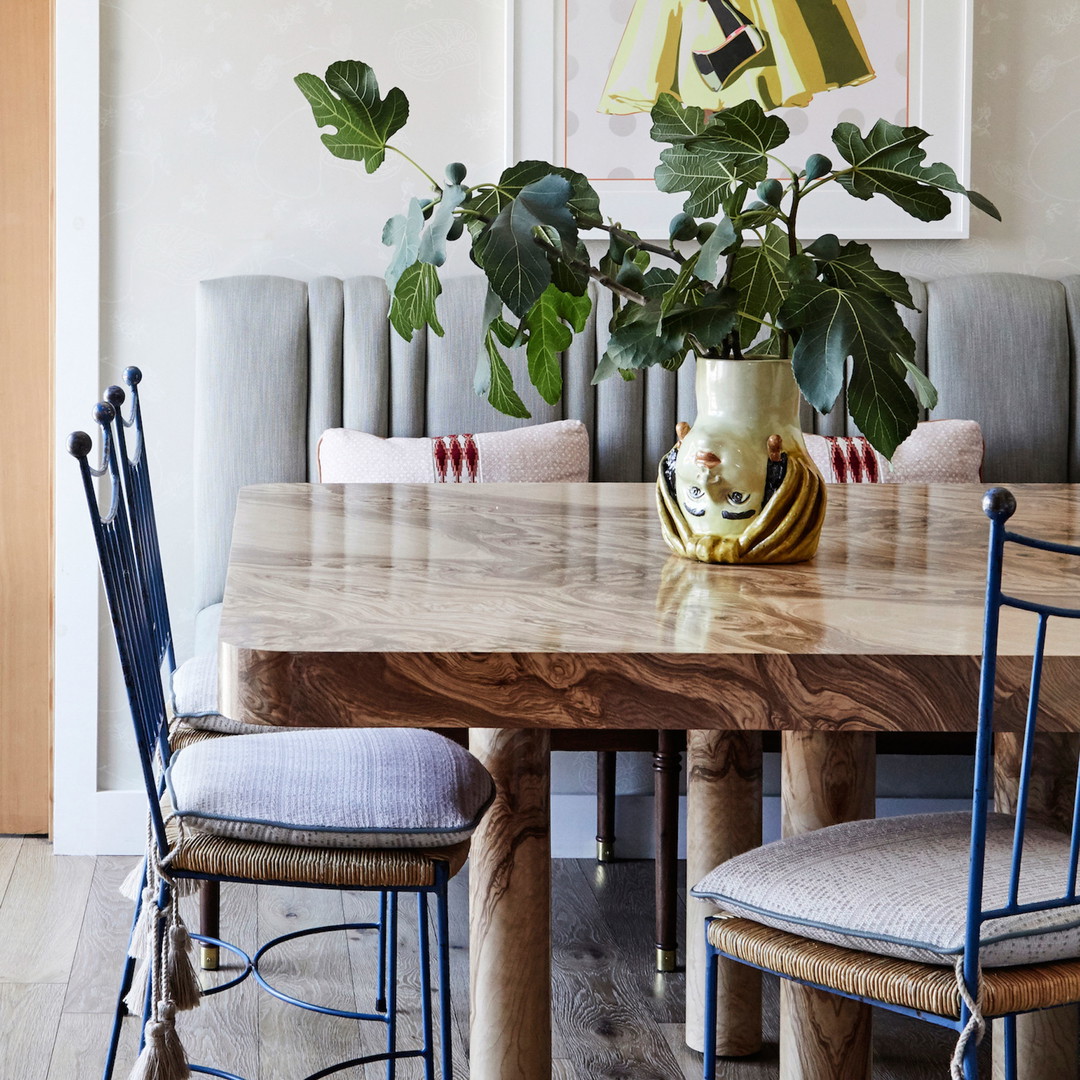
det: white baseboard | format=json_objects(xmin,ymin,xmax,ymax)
[{"xmin": 79, "ymin": 789, "xmax": 973, "ymax": 859}]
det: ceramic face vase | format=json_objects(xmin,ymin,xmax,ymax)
[{"xmin": 656, "ymin": 357, "xmax": 826, "ymax": 564}]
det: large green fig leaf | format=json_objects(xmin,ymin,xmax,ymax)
[
  {"xmin": 816, "ymin": 240, "xmax": 915, "ymax": 308},
  {"xmin": 522, "ymin": 285, "xmax": 593, "ymax": 405},
  {"xmin": 649, "ymin": 92, "xmax": 707, "ymax": 145},
  {"xmin": 832, "ymin": 121, "xmax": 1001, "ymax": 222},
  {"xmin": 484, "ymin": 331, "xmax": 531, "ymax": 419},
  {"xmin": 599, "ymin": 301, "xmax": 686, "ymax": 375},
  {"xmin": 779, "ymin": 282, "xmax": 919, "ymax": 455},
  {"xmin": 418, "ymin": 183, "xmax": 467, "ymax": 267},
  {"xmin": 729, "ymin": 223, "xmax": 790, "ymax": 349},
  {"xmin": 294, "ymin": 61, "xmax": 408, "ymax": 173},
  {"xmin": 389, "ymin": 261, "xmax": 444, "ymax": 342},
  {"xmin": 473, "ymin": 175, "xmax": 579, "ymax": 318},
  {"xmin": 655, "ymin": 100, "xmax": 790, "ymax": 218},
  {"xmin": 847, "ymin": 353, "xmax": 920, "ymax": 459},
  {"xmin": 382, "ymin": 198, "xmax": 425, "ymax": 294},
  {"xmin": 692, "ymin": 216, "xmax": 739, "ymax": 284},
  {"xmin": 462, "ymin": 161, "xmax": 600, "ymax": 225}
]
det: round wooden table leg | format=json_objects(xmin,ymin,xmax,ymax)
[
  {"xmin": 993, "ymin": 732, "xmax": 1080, "ymax": 1080},
  {"xmin": 468, "ymin": 728, "xmax": 551, "ymax": 1080},
  {"xmin": 780, "ymin": 731, "xmax": 875, "ymax": 1080},
  {"xmin": 685, "ymin": 729, "xmax": 763, "ymax": 1055}
]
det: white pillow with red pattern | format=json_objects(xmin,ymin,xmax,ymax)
[
  {"xmin": 317, "ymin": 419, "xmax": 590, "ymax": 484},
  {"xmin": 803, "ymin": 420, "xmax": 983, "ymax": 484}
]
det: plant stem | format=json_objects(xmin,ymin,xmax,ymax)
[
  {"xmin": 387, "ymin": 145, "xmax": 441, "ymax": 191},
  {"xmin": 532, "ymin": 233, "xmax": 648, "ymax": 306},
  {"xmin": 581, "ymin": 219, "xmax": 686, "ymax": 264}
]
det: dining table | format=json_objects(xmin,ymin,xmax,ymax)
[{"xmin": 217, "ymin": 480, "xmax": 1080, "ymax": 1080}]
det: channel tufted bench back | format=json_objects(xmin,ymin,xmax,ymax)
[{"xmin": 194, "ymin": 272, "xmax": 1080, "ymax": 617}]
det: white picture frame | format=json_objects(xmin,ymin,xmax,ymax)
[{"xmin": 507, "ymin": 0, "xmax": 974, "ymax": 241}]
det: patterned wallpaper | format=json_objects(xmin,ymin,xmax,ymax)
[{"xmin": 96, "ymin": 0, "xmax": 1080, "ymax": 788}]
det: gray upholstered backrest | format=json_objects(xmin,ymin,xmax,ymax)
[{"xmin": 194, "ymin": 271, "xmax": 1080, "ymax": 614}]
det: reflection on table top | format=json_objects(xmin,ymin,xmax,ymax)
[{"xmin": 221, "ymin": 482, "xmax": 1080, "ymax": 659}]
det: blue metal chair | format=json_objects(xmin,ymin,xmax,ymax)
[
  {"xmin": 70, "ymin": 403, "xmax": 491, "ymax": 1080},
  {"xmin": 697, "ymin": 487, "xmax": 1080, "ymax": 1080},
  {"xmin": 104, "ymin": 368, "xmax": 175, "ymax": 676}
]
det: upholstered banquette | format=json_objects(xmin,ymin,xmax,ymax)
[{"xmin": 193, "ymin": 271, "xmax": 1080, "ymax": 798}]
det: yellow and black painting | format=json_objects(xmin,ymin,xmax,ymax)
[{"xmin": 599, "ymin": 0, "xmax": 876, "ymax": 115}]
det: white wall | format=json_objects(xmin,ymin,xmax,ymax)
[{"xmin": 56, "ymin": 0, "xmax": 1080, "ymax": 852}]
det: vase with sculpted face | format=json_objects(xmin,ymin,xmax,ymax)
[{"xmin": 656, "ymin": 357, "xmax": 827, "ymax": 564}]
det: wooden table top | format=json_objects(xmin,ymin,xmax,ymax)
[{"xmin": 218, "ymin": 482, "xmax": 1080, "ymax": 732}]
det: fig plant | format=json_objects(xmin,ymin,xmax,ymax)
[{"xmin": 296, "ymin": 60, "xmax": 998, "ymax": 456}]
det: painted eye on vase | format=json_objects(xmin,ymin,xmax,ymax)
[
  {"xmin": 727, "ymin": 491, "xmax": 750, "ymax": 505},
  {"xmin": 688, "ymin": 486, "xmax": 705, "ymax": 500}
]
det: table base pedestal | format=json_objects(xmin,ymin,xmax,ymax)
[
  {"xmin": 685, "ymin": 730, "xmax": 763, "ymax": 1055},
  {"xmin": 469, "ymin": 729, "xmax": 551, "ymax": 1080}
]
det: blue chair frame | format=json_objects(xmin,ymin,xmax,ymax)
[
  {"xmin": 703, "ymin": 487, "xmax": 1080, "ymax": 1080},
  {"xmin": 71, "ymin": 403, "xmax": 456, "ymax": 1080}
]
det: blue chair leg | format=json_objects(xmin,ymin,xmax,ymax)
[
  {"xmin": 384, "ymin": 893, "xmax": 399, "ymax": 1080},
  {"xmin": 436, "ymin": 879, "xmax": 453, "ymax": 1080},
  {"xmin": 376, "ymin": 890, "xmax": 389, "ymax": 1013},
  {"xmin": 703, "ymin": 932, "xmax": 719, "ymax": 1080},
  {"xmin": 1002, "ymin": 1014, "xmax": 1017, "ymax": 1080},
  {"xmin": 417, "ymin": 892, "xmax": 435, "ymax": 1080}
]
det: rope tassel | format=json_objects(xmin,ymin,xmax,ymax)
[
  {"xmin": 165, "ymin": 907, "xmax": 202, "ymax": 1013},
  {"xmin": 129, "ymin": 1001, "xmax": 189, "ymax": 1080}
]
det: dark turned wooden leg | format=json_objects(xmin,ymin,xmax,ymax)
[
  {"xmin": 596, "ymin": 750, "xmax": 617, "ymax": 862},
  {"xmin": 654, "ymin": 731, "xmax": 680, "ymax": 972},
  {"xmin": 199, "ymin": 881, "xmax": 220, "ymax": 970},
  {"xmin": 993, "ymin": 733, "xmax": 1080, "ymax": 1080}
]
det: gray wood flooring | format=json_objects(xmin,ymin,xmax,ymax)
[{"xmin": 0, "ymin": 837, "xmax": 976, "ymax": 1079}]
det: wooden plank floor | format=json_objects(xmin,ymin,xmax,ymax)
[{"xmin": 0, "ymin": 837, "xmax": 987, "ymax": 1079}]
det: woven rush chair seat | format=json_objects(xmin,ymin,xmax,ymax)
[
  {"xmin": 167, "ymin": 825, "xmax": 470, "ymax": 889},
  {"xmin": 707, "ymin": 915, "xmax": 1080, "ymax": 1020}
]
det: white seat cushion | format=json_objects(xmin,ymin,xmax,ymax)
[
  {"xmin": 166, "ymin": 728, "xmax": 494, "ymax": 849},
  {"xmin": 170, "ymin": 653, "xmax": 260, "ymax": 734},
  {"xmin": 316, "ymin": 419, "xmax": 590, "ymax": 484},
  {"xmin": 692, "ymin": 812, "xmax": 1080, "ymax": 967},
  {"xmin": 804, "ymin": 419, "xmax": 983, "ymax": 483}
]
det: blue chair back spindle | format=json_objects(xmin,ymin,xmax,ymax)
[
  {"xmin": 69, "ymin": 405, "xmax": 172, "ymax": 860},
  {"xmin": 103, "ymin": 368, "xmax": 175, "ymax": 674}
]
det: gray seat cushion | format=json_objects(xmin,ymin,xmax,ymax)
[
  {"xmin": 692, "ymin": 812, "xmax": 1080, "ymax": 967},
  {"xmin": 166, "ymin": 728, "xmax": 494, "ymax": 849}
]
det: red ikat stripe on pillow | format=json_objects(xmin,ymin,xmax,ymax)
[{"xmin": 431, "ymin": 435, "xmax": 480, "ymax": 482}]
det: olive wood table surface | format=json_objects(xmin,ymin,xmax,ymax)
[{"xmin": 218, "ymin": 482, "xmax": 1080, "ymax": 1080}]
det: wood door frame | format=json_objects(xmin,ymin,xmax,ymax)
[{"xmin": 0, "ymin": 0, "xmax": 54, "ymax": 834}]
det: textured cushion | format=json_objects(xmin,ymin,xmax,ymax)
[
  {"xmin": 316, "ymin": 419, "xmax": 590, "ymax": 484},
  {"xmin": 804, "ymin": 420, "xmax": 983, "ymax": 483},
  {"xmin": 166, "ymin": 728, "xmax": 495, "ymax": 849},
  {"xmin": 692, "ymin": 812, "xmax": 1080, "ymax": 967},
  {"xmin": 170, "ymin": 653, "xmax": 258, "ymax": 735}
]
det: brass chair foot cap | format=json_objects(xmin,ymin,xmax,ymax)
[
  {"xmin": 596, "ymin": 841, "xmax": 615, "ymax": 863},
  {"xmin": 200, "ymin": 945, "xmax": 220, "ymax": 971},
  {"xmin": 655, "ymin": 947, "xmax": 677, "ymax": 973}
]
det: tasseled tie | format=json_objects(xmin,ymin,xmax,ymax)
[
  {"xmin": 165, "ymin": 905, "xmax": 202, "ymax": 1013},
  {"xmin": 128, "ymin": 1001, "xmax": 189, "ymax": 1080}
]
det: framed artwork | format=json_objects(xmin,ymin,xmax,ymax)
[{"xmin": 508, "ymin": 0, "xmax": 975, "ymax": 240}]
